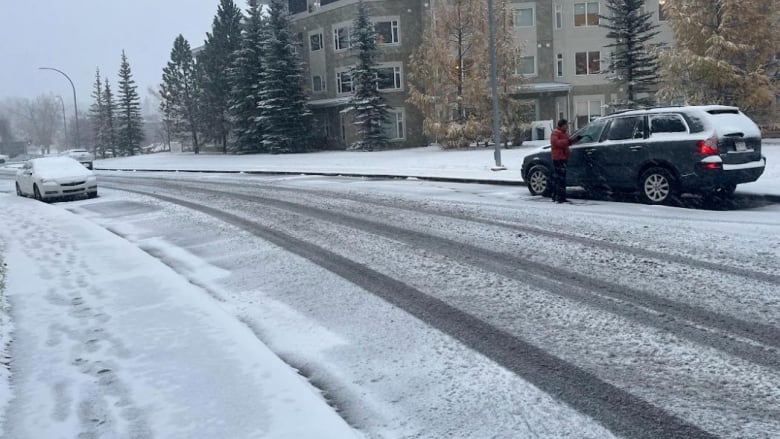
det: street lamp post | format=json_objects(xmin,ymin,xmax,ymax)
[
  {"xmin": 56, "ymin": 95, "xmax": 67, "ymax": 148},
  {"xmin": 39, "ymin": 67, "xmax": 80, "ymax": 149}
]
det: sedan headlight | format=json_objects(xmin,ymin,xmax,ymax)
[
  {"xmin": 40, "ymin": 178, "xmax": 58, "ymax": 185},
  {"xmin": 87, "ymin": 175, "xmax": 97, "ymax": 182}
]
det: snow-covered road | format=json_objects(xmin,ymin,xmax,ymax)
[{"xmin": 2, "ymin": 170, "xmax": 780, "ymax": 438}]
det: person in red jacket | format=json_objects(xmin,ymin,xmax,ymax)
[{"xmin": 549, "ymin": 119, "xmax": 576, "ymax": 203}]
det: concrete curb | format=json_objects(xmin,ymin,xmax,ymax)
[{"xmin": 94, "ymin": 167, "xmax": 529, "ymax": 186}]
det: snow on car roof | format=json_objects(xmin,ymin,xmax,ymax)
[{"xmin": 32, "ymin": 156, "xmax": 93, "ymax": 174}]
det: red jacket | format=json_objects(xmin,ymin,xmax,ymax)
[{"xmin": 550, "ymin": 127, "xmax": 571, "ymax": 161}]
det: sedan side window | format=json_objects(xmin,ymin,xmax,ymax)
[
  {"xmin": 650, "ymin": 114, "xmax": 688, "ymax": 134},
  {"xmin": 606, "ymin": 116, "xmax": 645, "ymax": 141}
]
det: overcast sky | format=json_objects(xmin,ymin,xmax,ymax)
[{"xmin": 0, "ymin": 0, "xmax": 223, "ymax": 107}]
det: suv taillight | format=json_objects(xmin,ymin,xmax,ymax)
[{"xmin": 697, "ymin": 136, "xmax": 719, "ymax": 155}]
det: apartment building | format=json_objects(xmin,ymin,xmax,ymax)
[{"xmin": 289, "ymin": 0, "xmax": 673, "ymax": 148}]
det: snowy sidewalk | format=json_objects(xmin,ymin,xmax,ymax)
[
  {"xmin": 0, "ymin": 196, "xmax": 360, "ymax": 438},
  {"xmin": 93, "ymin": 142, "xmax": 780, "ymax": 197}
]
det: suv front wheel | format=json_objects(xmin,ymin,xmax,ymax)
[
  {"xmin": 639, "ymin": 167, "xmax": 677, "ymax": 205},
  {"xmin": 526, "ymin": 164, "xmax": 551, "ymax": 197}
]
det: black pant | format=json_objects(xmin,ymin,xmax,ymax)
[{"xmin": 552, "ymin": 159, "xmax": 567, "ymax": 202}]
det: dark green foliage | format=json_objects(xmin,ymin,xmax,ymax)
[
  {"xmin": 198, "ymin": 0, "xmax": 244, "ymax": 153},
  {"xmin": 601, "ymin": 0, "xmax": 662, "ymax": 108},
  {"xmin": 103, "ymin": 79, "xmax": 117, "ymax": 158},
  {"xmin": 161, "ymin": 35, "xmax": 201, "ymax": 154},
  {"xmin": 228, "ymin": 0, "xmax": 266, "ymax": 154},
  {"xmin": 258, "ymin": 0, "xmax": 311, "ymax": 153},
  {"xmin": 88, "ymin": 68, "xmax": 105, "ymax": 155},
  {"xmin": 116, "ymin": 51, "xmax": 144, "ymax": 156},
  {"xmin": 349, "ymin": 0, "xmax": 390, "ymax": 151}
]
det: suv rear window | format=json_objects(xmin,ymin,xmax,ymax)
[{"xmin": 650, "ymin": 114, "xmax": 687, "ymax": 134}]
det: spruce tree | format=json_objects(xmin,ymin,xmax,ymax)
[
  {"xmin": 103, "ymin": 79, "xmax": 117, "ymax": 158},
  {"xmin": 258, "ymin": 0, "xmax": 311, "ymax": 153},
  {"xmin": 198, "ymin": 0, "xmax": 244, "ymax": 154},
  {"xmin": 601, "ymin": 0, "xmax": 662, "ymax": 109},
  {"xmin": 116, "ymin": 50, "xmax": 144, "ymax": 156},
  {"xmin": 228, "ymin": 0, "xmax": 266, "ymax": 154},
  {"xmin": 161, "ymin": 35, "xmax": 201, "ymax": 154},
  {"xmin": 348, "ymin": 0, "xmax": 389, "ymax": 151},
  {"xmin": 88, "ymin": 68, "xmax": 106, "ymax": 155}
]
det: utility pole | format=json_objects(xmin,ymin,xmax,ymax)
[{"xmin": 488, "ymin": 0, "xmax": 506, "ymax": 170}]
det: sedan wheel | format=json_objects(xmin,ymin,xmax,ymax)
[
  {"xmin": 639, "ymin": 167, "xmax": 676, "ymax": 205},
  {"xmin": 526, "ymin": 165, "xmax": 551, "ymax": 197},
  {"xmin": 33, "ymin": 184, "xmax": 43, "ymax": 202},
  {"xmin": 15, "ymin": 182, "xmax": 23, "ymax": 197}
]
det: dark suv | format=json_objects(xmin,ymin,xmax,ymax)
[{"xmin": 521, "ymin": 106, "xmax": 767, "ymax": 204}]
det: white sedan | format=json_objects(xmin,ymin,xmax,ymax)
[
  {"xmin": 60, "ymin": 148, "xmax": 95, "ymax": 169},
  {"xmin": 16, "ymin": 156, "xmax": 98, "ymax": 201}
]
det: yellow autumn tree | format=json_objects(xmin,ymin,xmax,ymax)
[
  {"xmin": 407, "ymin": 0, "xmax": 527, "ymax": 148},
  {"xmin": 658, "ymin": 0, "xmax": 779, "ymax": 120}
]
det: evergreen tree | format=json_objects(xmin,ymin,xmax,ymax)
[
  {"xmin": 88, "ymin": 68, "xmax": 106, "ymax": 154},
  {"xmin": 228, "ymin": 0, "xmax": 266, "ymax": 154},
  {"xmin": 258, "ymin": 0, "xmax": 311, "ymax": 153},
  {"xmin": 198, "ymin": 0, "xmax": 244, "ymax": 153},
  {"xmin": 601, "ymin": 0, "xmax": 662, "ymax": 109},
  {"xmin": 161, "ymin": 35, "xmax": 201, "ymax": 154},
  {"xmin": 348, "ymin": 0, "xmax": 389, "ymax": 151},
  {"xmin": 116, "ymin": 50, "xmax": 144, "ymax": 156},
  {"xmin": 103, "ymin": 79, "xmax": 117, "ymax": 158},
  {"xmin": 658, "ymin": 0, "xmax": 778, "ymax": 116}
]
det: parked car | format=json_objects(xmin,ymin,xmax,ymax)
[
  {"xmin": 60, "ymin": 148, "xmax": 95, "ymax": 169},
  {"xmin": 0, "ymin": 154, "xmax": 8, "ymax": 164},
  {"xmin": 15, "ymin": 156, "xmax": 98, "ymax": 201},
  {"xmin": 521, "ymin": 105, "xmax": 767, "ymax": 205}
]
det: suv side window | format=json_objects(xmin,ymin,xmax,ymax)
[
  {"xmin": 650, "ymin": 114, "xmax": 688, "ymax": 134},
  {"xmin": 606, "ymin": 116, "xmax": 645, "ymax": 141}
]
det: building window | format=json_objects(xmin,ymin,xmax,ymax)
[
  {"xmin": 555, "ymin": 4, "xmax": 562, "ymax": 29},
  {"xmin": 575, "ymin": 51, "xmax": 601, "ymax": 75},
  {"xmin": 513, "ymin": 7, "xmax": 534, "ymax": 27},
  {"xmin": 575, "ymin": 99, "xmax": 603, "ymax": 129},
  {"xmin": 288, "ymin": 0, "xmax": 307, "ymax": 14},
  {"xmin": 337, "ymin": 71, "xmax": 353, "ymax": 93},
  {"xmin": 321, "ymin": 0, "xmax": 340, "ymax": 5},
  {"xmin": 556, "ymin": 53, "xmax": 563, "ymax": 77},
  {"xmin": 515, "ymin": 56, "xmax": 536, "ymax": 75},
  {"xmin": 310, "ymin": 32, "xmax": 323, "ymax": 51},
  {"xmin": 334, "ymin": 26, "xmax": 351, "ymax": 51},
  {"xmin": 312, "ymin": 75, "xmax": 325, "ymax": 92},
  {"xmin": 574, "ymin": 2, "xmax": 600, "ymax": 27},
  {"xmin": 376, "ymin": 66, "xmax": 402, "ymax": 90},
  {"xmin": 658, "ymin": 0, "xmax": 667, "ymax": 21},
  {"xmin": 375, "ymin": 20, "xmax": 399, "ymax": 44},
  {"xmin": 382, "ymin": 109, "xmax": 405, "ymax": 140}
]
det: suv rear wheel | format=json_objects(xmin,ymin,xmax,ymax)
[
  {"xmin": 639, "ymin": 167, "xmax": 677, "ymax": 205},
  {"xmin": 526, "ymin": 164, "xmax": 551, "ymax": 197}
]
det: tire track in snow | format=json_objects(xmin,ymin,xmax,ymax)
[
  {"xmin": 106, "ymin": 181, "xmax": 780, "ymax": 369},
  {"xmin": 103, "ymin": 175, "xmax": 780, "ymax": 285},
  {"xmin": 105, "ymin": 184, "xmax": 720, "ymax": 439}
]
